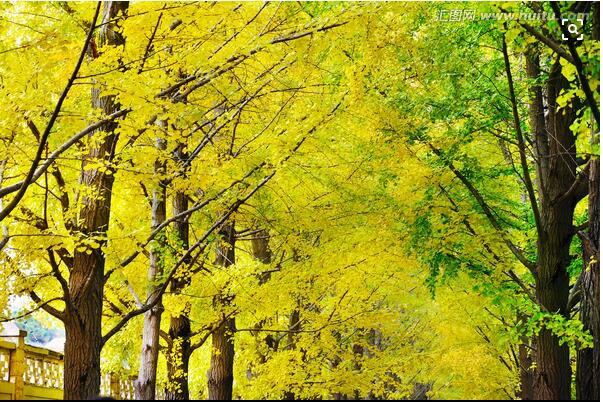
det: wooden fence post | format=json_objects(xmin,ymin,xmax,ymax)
[
  {"xmin": 9, "ymin": 330, "xmax": 26, "ymax": 400},
  {"xmin": 110, "ymin": 373, "xmax": 121, "ymax": 400}
]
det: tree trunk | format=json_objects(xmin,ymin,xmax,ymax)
[
  {"xmin": 208, "ymin": 315, "xmax": 236, "ymax": 400},
  {"xmin": 207, "ymin": 219, "xmax": 236, "ymax": 400},
  {"xmin": 135, "ymin": 136, "xmax": 167, "ymax": 400},
  {"xmin": 166, "ymin": 314, "xmax": 192, "ymax": 400},
  {"xmin": 532, "ymin": 58, "xmax": 578, "ymax": 400},
  {"xmin": 576, "ymin": 5, "xmax": 599, "ymax": 399},
  {"xmin": 577, "ymin": 156, "xmax": 599, "ymax": 400},
  {"xmin": 251, "ymin": 229, "xmax": 271, "ymax": 266},
  {"xmin": 283, "ymin": 309, "xmax": 301, "ymax": 400},
  {"xmin": 136, "ymin": 301, "xmax": 164, "ymax": 400},
  {"xmin": 64, "ymin": 130, "xmax": 117, "ymax": 399},
  {"xmin": 63, "ymin": 3, "xmax": 127, "ymax": 399},
  {"xmin": 533, "ymin": 275, "xmax": 571, "ymax": 399},
  {"xmin": 518, "ymin": 334, "xmax": 534, "ymax": 400},
  {"xmin": 165, "ymin": 168, "xmax": 192, "ymax": 400},
  {"xmin": 64, "ymin": 254, "xmax": 106, "ymax": 400},
  {"xmin": 249, "ymin": 229, "xmax": 275, "ymax": 366}
]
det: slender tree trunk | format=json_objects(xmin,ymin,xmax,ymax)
[
  {"xmin": 207, "ymin": 219, "xmax": 236, "ymax": 400},
  {"xmin": 135, "ymin": 136, "xmax": 167, "ymax": 400},
  {"xmin": 283, "ymin": 309, "xmax": 301, "ymax": 400},
  {"xmin": 329, "ymin": 354, "xmax": 346, "ymax": 400},
  {"xmin": 247, "ymin": 229, "xmax": 275, "ymax": 383},
  {"xmin": 63, "ymin": 3, "xmax": 127, "ymax": 399},
  {"xmin": 251, "ymin": 229, "xmax": 271, "ymax": 267},
  {"xmin": 165, "ymin": 146, "xmax": 192, "ymax": 400},
  {"xmin": 518, "ymin": 334, "xmax": 534, "ymax": 400},
  {"xmin": 517, "ymin": 48, "xmax": 540, "ymax": 402},
  {"xmin": 251, "ymin": 230, "xmax": 274, "ymax": 346}
]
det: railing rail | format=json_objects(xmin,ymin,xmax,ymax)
[{"xmin": 0, "ymin": 330, "xmax": 137, "ymax": 400}]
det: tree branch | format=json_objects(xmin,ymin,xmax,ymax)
[
  {"xmin": 0, "ymin": 2, "xmax": 102, "ymax": 223},
  {"xmin": 138, "ymin": 12, "xmax": 163, "ymax": 73},
  {"xmin": 503, "ymin": 270, "xmax": 537, "ymax": 305},
  {"xmin": 190, "ymin": 313, "xmax": 237, "ymax": 351},
  {"xmin": 102, "ymin": 95, "xmax": 344, "ymax": 344},
  {"xmin": 0, "ymin": 108, "xmax": 129, "ymax": 199},
  {"xmin": 156, "ymin": 19, "xmax": 348, "ymax": 100},
  {"xmin": 27, "ymin": 294, "xmax": 64, "ymax": 321},
  {"xmin": 101, "ymin": 171, "xmax": 274, "ymax": 346},
  {"xmin": 104, "ymin": 164, "xmax": 261, "ymax": 282},
  {"xmin": 519, "ymin": 22, "xmax": 574, "ymax": 64},
  {"xmin": 557, "ymin": 158, "xmax": 591, "ymax": 204},
  {"xmin": 0, "ymin": 297, "xmax": 63, "ymax": 322},
  {"xmin": 550, "ymin": 2, "xmax": 600, "ymax": 129},
  {"xmin": 47, "ymin": 249, "xmax": 72, "ymax": 308},
  {"xmin": 429, "ymin": 143, "xmax": 537, "ymax": 274},
  {"xmin": 502, "ymin": 31, "xmax": 543, "ymax": 239}
]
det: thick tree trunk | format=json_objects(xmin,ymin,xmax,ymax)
[
  {"xmin": 64, "ymin": 131, "xmax": 117, "ymax": 400},
  {"xmin": 533, "ymin": 192, "xmax": 573, "ymax": 401},
  {"xmin": 63, "ymin": 3, "xmax": 127, "ymax": 399},
  {"xmin": 166, "ymin": 314, "xmax": 192, "ymax": 400},
  {"xmin": 165, "ymin": 178, "xmax": 192, "ymax": 401},
  {"xmin": 533, "ymin": 271, "xmax": 571, "ymax": 399},
  {"xmin": 576, "ymin": 5, "xmax": 599, "ymax": 399},
  {"xmin": 135, "ymin": 136, "xmax": 167, "ymax": 400},
  {"xmin": 577, "ymin": 157, "xmax": 600, "ymax": 400},
  {"xmin": 208, "ymin": 315, "xmax": 236, "ymax": 400},
  {"xmin": 64, "ymin": 245, "xmax": 107, "ymax": 399},
  {"xmin": 531, "ymin": 59, "xmax": 578, "ymax": 400},
  {"xmin": 207, "ymin": 219, "xmax": 236, "ymax": 400}
]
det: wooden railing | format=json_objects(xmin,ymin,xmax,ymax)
[{"xmin": 0, "ymin": 330, "xmax": 137, "ymax": 400}]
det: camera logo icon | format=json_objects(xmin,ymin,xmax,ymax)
[{"xmin": 562, "ymin": 18, "xmax": 584, "ymax": 41}]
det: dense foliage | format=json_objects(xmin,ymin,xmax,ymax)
[{"xmin": 0, "ymin": 1, "xmax": 599, "ymax": 400}]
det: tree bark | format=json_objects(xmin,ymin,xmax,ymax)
[
  {"xmin": 246, "ymin": 229, "xmax": 275, "ymax": 383},
  {"xmin": 517, "ymin": 49, "xmax": 537, "ymax": 402},
  {"xmin": 135, "ymin": 135, "xmax": 167, "ymax": 400},
  {"xmin": 576, "ymin": 157, "xmax": 599, "ymax": 400},
  {"xmin": 207, "ymin": 219, "xmax": 236, "ymax": 400},
  {"xmin": 518, "ymin": 333, "xmax": 534, "ymax": 400},
  {"xmin": 166, "ymin": 314, "xmax": 192, "ymax": 400},
  {"xmin": 63, "ymin": 2, "xmax": 128, "ymax": 399},
  {"xmin": 251, "ymin": 229, "xmax": 271, "ymax": 266},
  {"xmin": 576, "ymin": 5, "xmax": 599, "ymax": 399},
  {"xmin": 252, "ymin": 228, "xmax": 275, "ymax": 350},
  {"xmin": 165, "ymin": 148, "xmax": 192, "ymax": 400},
  {"xmin": 531, "ymin": 58, "xmax": 578, "ymax": 401},
  {"xmin": 283, "ymin": 309, "xmax": 301, "ymax": 400}
]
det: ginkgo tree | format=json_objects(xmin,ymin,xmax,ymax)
[
  {"xmin": 0, "ymin": 1, "xmax": 597, "ymax": 401},
  {"xmin": 359, "ymin": 1, "xmax": 599, "ymax": 400}
]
